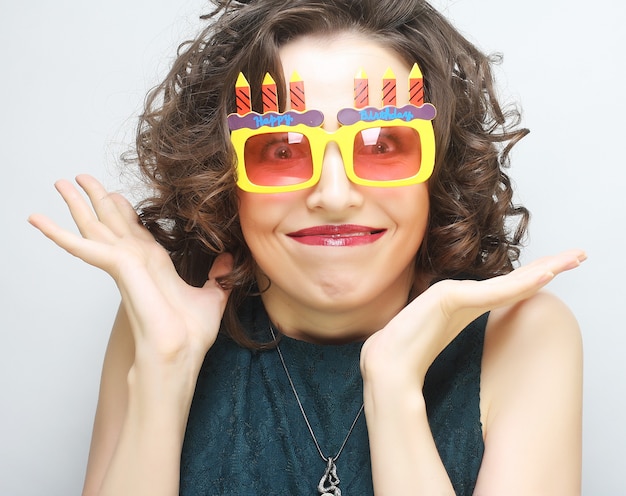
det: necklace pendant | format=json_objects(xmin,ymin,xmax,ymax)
[{"xmin": 318, "ymin": 457, "xmax": 341, "ymax": 496}]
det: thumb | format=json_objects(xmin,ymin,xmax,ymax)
[{"xmin": 205, "ymin": 252, "xmax": 235, "ymax": 292}]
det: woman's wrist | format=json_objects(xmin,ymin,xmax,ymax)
[
  {"xmin": 363, "ymin": 373, "xmax": 426, "ymax": 416},
  {"xmin": 127, "ymin": 348, "xmax": 203, "ymax": 415},
  {"xmin": 361, "ymin": 340, "xmax": 427, "ymax": 393},
  {"xmin": 363, "ymin": 372, "xmax": 455, "ymax": 495}
]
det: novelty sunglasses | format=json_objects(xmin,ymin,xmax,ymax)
[{"xmin": 227, "ymin": 66, "xmax": 436, "ymax": 193}]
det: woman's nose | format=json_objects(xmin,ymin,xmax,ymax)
[{"xmin": 305, "ymin": 142, "xmax": 364, "ymax": 213}]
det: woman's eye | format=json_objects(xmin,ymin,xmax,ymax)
[
  {"xmin": 247, "ymin": 132, "xmax": 307, "ymax": 163},
  {"xmin": 246, "ymin": 132, "xmax": 310, "ymax": 166},
  {"xmin": 354, "ymin": 126, "xmax": 420, "ymax": 159},
  {"xmin": 356, "ymin": 128, "xmax": 399, "ymax": 156},
  {"xmin": 274, "ymin": 145, "xmax": 294, "ymax": 160},
  {"xmin": 370, "ymin": 142, "xmax": 391, "ymax": 154}
]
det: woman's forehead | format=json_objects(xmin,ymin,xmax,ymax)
[{"xmin": 277, "ymin": 33, "xmax": 413, "ymax": 113}]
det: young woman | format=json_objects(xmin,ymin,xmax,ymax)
[{"xmin": 29, "ymin": 0, "xmax": 584, "ymax": 494}]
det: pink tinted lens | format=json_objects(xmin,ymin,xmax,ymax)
[
  {"xmin": 353, "ymin": 126, "xmax": 422, "ymax": 181},
  {"xmin": 243, "ymin": 132, "xmax": 314, "ymax": 187}
]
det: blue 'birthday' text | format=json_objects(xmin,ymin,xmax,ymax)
[{"xmin": 359, "ymin": 108, "xmax": 414, "ymax": 122}]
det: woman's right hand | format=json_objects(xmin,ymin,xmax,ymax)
[
  {"xmin": 29, "ymin": 174, "xmax": 231, "ymax": 494},
  {"xmin": 29, "ymin": 174, "xmax": 233, "ymax": 369}
]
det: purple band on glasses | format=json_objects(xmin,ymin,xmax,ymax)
[
  {"xmin": 337, "ymin": 104, "xmax": 436, "ymax": 126},
  {"xmin": 228, "ymin": 109, "xmax": 324, "ymax": 131}
]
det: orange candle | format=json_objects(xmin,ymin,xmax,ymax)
[
  {"xmin": 409, "ymin": 63, "xmax": 424, "ymax": 106},
  {"xmin": 354, "ymin": 69, "xmax": 369, "ymax": 109},
  {"xmin": 289, "ymin": 71, "xmax": 305, "ymax": 111},
  {"xmin": 235, "ymin": 72, "xmax": 251, "ymax": 115},
  {"xmin": 262, "ymin": 73, "xmax": 278, "ymax": 112},
  {"xmin": 382, "ymin": 67, "xmax": 396, "ymax": 106}
]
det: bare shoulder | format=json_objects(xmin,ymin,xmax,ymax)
[
  {"xmin": 487, "ymin": 287, "xmax": 579, "ymax": 348},
  {"xmin": 477, "ymin": 291, "xmax": 583, "ymax": 495},
  {"xmin": 482, "ymin": 291, "xmax": 581, "ymax": 381},
  {"xmin": 481, "ymin": 290, "xmax": 582, "ymax": 421}
]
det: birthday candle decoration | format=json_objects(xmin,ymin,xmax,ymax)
[
  {"xmin": 382, "ymin": 67, "xmax": 397, "ymax": 106},
  {"xmin": 235, "ymin": 73, "xmax": 251, "ymax": 115},
  {"xmin": 354, "ymin": 69, "xmax": 369, "ymax": 109},
  {"xmin": 409, "ymin": 63, "xmax": 424, "ymax": 106},
  {"xmin": 289, "ymin": 71, "xmax": 305, "ymax": 111},
  {"xmin": 262, "ymin": 73, "xmax": 278, "ymax": 112}
]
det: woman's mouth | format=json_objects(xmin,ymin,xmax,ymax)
[{"xmin": 287, "ymin": 224, "xmax": 386, "ymax": 246}]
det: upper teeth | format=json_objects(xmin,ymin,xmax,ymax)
[{"xmin": 330, "ymin": 232, "xmax": 368, "ymax": 237}]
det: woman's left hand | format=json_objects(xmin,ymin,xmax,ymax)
[{"xmin": 360, "ymin": 249, "xmax": 586, "ymax": 387}]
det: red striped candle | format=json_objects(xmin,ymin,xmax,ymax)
[
  {"xmin": 262, "ymin": 73, "xmax": 278, "ymax": 112},
  {"xmin": 289, "ymin": 71, "xmax": 305, "ymax": 111},
  {"xmin": 235, "ymin": 72, "xmax": 251, "ymax": 115},
  {"xmin": 409, "ymin": 63, "xmax": 424, "ymax": 107},
  {"xmin": 354, "ymin": 69, "xmax": 369, "ymax": 109},
  {"xmin": 382, "ymin": 67, "xmax": 396, "ymax": 106}
]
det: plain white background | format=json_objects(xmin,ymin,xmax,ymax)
[{"xmin": 1, "ymin": 0, "xmax": 624, "ymax": 494}]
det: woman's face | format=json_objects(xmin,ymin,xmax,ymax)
[{"xmin": 237, "ymin": 32, "xmax": 430, "ymax": 341}]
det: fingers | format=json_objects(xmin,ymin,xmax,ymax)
[
  {"xmin": 209, "ymin": 253, "xmax": 234, "ymax": 279},
  {"xmin": 109, "ymin": 192, "xmax": 140, "ymax": 224},
  {"xmin": 28, "ymin": 212, "xmax": 78, "ymax": 247},
  {"xmin": 28, "ymin": 212, "xmax": 118, "ymax": 267},
  {"xmin": 443, "ymin": 249, "xmax": 587, "ymax": 313},
  {"xmin": 53, "ymin": 178, "xmax": 107, "ymax": 240},
  {"xmin": 204, "ymin": 253, "xmax": 235, "ymax": 298},
  {"xmin": 40, "ymin": 175, "xmax": 141, "ymax": 243},
  {"xmin": 489, "ymin": 249, "xmax": 586, "ymax": 297},
  {"xmin": 525, "ymin": 249, "xmax": 586, "ymax": 281},
  {"xmin": 29, "ymin": 176, "xmax": 146, "ymax": 268},
  {"xmin": 74, "ymin": 175, "xmax": 137, "ymax": 238}
]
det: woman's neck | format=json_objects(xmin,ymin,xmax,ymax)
[{"xmin": 259, "ymin": 281, "xmax": 413, "ymax": 345}]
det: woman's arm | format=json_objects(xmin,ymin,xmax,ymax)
[
  {"xmin": 362, "ymin": 367, "xmax": 455, "ymax": 494},
  {"xmin": 82, "ymin": 304, "xmax": 209, "ymax": 495},
  {"xmin": 476, "ymin": 292, "xmax": 582, "ymax": 495},
  {"xmin": 82, "ymin": 305, "xmax": 134, "ymax": 495},
  {"xmin": 360, "ymin": 251, "xmax": 585, "ymax": 495},
  {"xmin": 90, "ymin": 306, "xmax": 205, "ymax": 496},
  {"xmin": 29, "ymin": 175, "xmax": 232, "ymax": 496}
]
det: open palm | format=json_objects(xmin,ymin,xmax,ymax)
[{"xmin": 29, "ymin": 175, "xmax": 232, "ymax": 363}]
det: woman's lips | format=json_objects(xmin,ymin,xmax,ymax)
[{"xmin": 287, "ymin": 224, "xmax": 386, "ymax": 247}]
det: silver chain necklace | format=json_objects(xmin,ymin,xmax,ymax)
[{"xmin": 269, "ymin": 325, "xmax": 365, "ymax": 496}]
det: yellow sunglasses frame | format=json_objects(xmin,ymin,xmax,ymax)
[{"xmin": 231, "ymin": 116, "xmax": 436, "ymax": 193}]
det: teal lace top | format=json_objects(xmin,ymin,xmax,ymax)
[{"xmin": 181, "ymin": 296, "xmax": 487, "ymax": 495}]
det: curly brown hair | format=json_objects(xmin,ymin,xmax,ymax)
[{"xmin": 131, "ymin": 0, "xmax": 529, "ymax": 348}]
